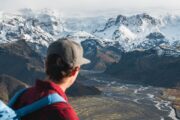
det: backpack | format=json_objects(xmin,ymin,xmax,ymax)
[{"xmin": 0, "ymin": 88, "xmax": 66, "ymax": 120}]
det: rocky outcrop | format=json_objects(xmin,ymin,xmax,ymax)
[
  {"xmin": 67, "ymin": 81, "xmax": 101, "ymax": 97},
  {"xmin": 105, "ymin": 49, "xmax": 180, "ymax": 87},
  {"xmin": 146, "ymin": 32, "xmax": 165, "ymax": 40}
]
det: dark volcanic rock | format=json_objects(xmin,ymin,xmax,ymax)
[
  {"xmin": 105, "ymin": 49, "xmax": 180, "ymax": 87},
  {"xmin": 0, "ymin": 74, "xmax": 28, "ymax": 103}
]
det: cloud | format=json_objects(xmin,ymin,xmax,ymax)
[{"xmin": 0, "ymin": 0, "xmax": 180, "ymax": 12}]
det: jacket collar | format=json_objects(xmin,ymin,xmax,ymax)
[{"xmin": 36, "ymin": 80, "xmax": 68, "ymax": 102}]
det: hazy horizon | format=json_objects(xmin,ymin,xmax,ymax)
[{"xmin": 0, "ymin": 0, "xmax": 180, "ymax": 14}]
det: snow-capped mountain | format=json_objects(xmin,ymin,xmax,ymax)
[
  {"xmin": 0, "ymin": 9, "xmax": 180, "ymax": 56},
  {"xmin": 0, "ymin": 9, "xmax": 180, "ymax": 87},
  {"xmin": 94, "ymin": 13, "xmax": 180, "ymax": 53}
]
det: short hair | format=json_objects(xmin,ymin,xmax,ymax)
[{"xmin": 45, "ymin": 54, "xmax": 74, "ymax": 82}]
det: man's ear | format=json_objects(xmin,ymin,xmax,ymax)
[{"xmin": 71, "ymin": 66, "xmax": 80, "ymax": 76}]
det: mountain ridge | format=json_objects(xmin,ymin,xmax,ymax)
[{"xmin": 0, "ymin": 10, "xmax": 180, "ymax": 55}]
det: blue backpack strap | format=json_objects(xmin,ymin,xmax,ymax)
[
  {"xmin": 15, "ymin": 93, "xmax": 66, "ymax": 117},
  {"xmin": 8, "ymin": 88, "xmax": 28, "ymax": 107}
]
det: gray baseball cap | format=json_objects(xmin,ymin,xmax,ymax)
[{"xmin": 47, "ymin": 38, "xmax": 90, "ymax": 67}]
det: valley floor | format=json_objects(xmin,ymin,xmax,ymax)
[
  {"xmin": 72, "ymin": 71, "xmax": 180, "ymax": 120},
  {"xmin": 70, "ymin": 96, "xmax": 164, "ymax": 120},
  {"xmin": 69, "ymin": 85, "xmax": 179, "ymax": 120}
]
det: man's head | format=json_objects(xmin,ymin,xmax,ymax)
[{"xmin": 45, "ymin": 38, "xmax": 90, "ymax": 86}]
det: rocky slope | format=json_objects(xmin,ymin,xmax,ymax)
[
  {"xmin": 0, "ymin": 40, "xmax": 45, "ymax": 85},
  {"xmin": 105, "ymin": 48, "xmax": 180, "ymax": 87},
  {"xmin": 81, "ymin": 39, "xmax": 121, "ymax": 71}
]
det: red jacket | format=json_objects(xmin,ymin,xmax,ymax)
[{"xmin": 13, "ymin": 80, "xmax": 79, "ymax": 120}]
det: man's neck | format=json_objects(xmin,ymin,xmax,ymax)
[
  {"xmin": 46, "ymin": 77, "xmax": 71, "ymax": 92},
  {"xmin": 58, "ymin": 83, "xmax": 68, "ymax": 92}
]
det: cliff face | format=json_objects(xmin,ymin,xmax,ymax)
[{"xmin": 105, "ymin": 49, "xmax": 180, "ymax": 87}]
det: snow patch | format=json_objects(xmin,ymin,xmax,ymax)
[{"xmin": 119, "ymin": 25, "xmax": 137, "ymax": 41}]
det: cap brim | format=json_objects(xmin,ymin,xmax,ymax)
[{"xmin": 79, "ymin": 58, "xmax": 91, "ymax": 65}]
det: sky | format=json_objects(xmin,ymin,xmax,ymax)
[{"xmin": 0, "ymin": 0, "xmax": 180, "ymax": 13}]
